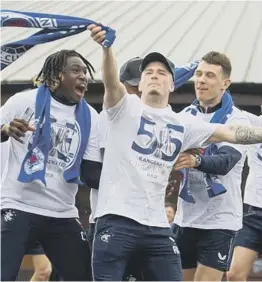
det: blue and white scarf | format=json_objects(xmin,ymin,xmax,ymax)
[
  {"xmin": 17, "ymin": 84, "xmax": 91, "ymax": 186},
  {"xmin": 179, "ymin": 91, "xmax": 233, "ymax": 203},
  {"xmin": 1, "ymin": 10, "xmax": 116, "ymax": 70},
  {"xmin": 174, "ymin": 60, "xmax": 199, "ymax": 89}
]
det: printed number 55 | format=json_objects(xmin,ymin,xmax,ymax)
[{"xmin": 131, "ymin": 116, "xmax": 184, "ymax": 162}]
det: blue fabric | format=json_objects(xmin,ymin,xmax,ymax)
[
  {"xmin": 174, "ymin": 60, "xmax": 199, "ymax": 89},
  {"xmin": 18, "ymin": 84, "xmax": 91, "ymax": 185},
  {"xmin": 179, "ymin": 91, "xmax": 234, "ymax": 203},
  {"xmin": 1, "ymin": 10, "xmax": 116, "ymax": 70}
]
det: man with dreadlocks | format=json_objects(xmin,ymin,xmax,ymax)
[{"xmin": 0, "ymin": 49, "xmax": 102, "ymax": 281}]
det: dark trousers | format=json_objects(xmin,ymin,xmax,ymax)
[
  {"xmin": 88, "ymin": 222, "xmax": 144, "ymax": 281},
  {"xmin": 92, "ymin": 214, "xmax": 182, "ymax": 281},
  {"xmin": 1, "ymin": 209, "xmax": 92, "ymax": 281}
]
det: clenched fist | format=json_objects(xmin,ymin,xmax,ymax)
[
  {"xmin": 88, "ymin": 24, "xmax": 106, "ymax": 45},
  {"xmin": 1, "ymin": 118, "xmax": 35, "ymax": 144}
]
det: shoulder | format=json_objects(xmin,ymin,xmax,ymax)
[
  {"xmin": 85, "ymin": 103, "xmax": 99, "ymax": 121},
  {"xmin": 226, "ymin": 107, "xmax": 250, "ymax": 125},
  {"xmin": 6, "ymin": 88, "xmax": 37, "ymax": 105},
  {"xmin": 99, "ymin": 109, "xmax": 107, "ymax": 124},
  {"xmin": 180, "ymin": 104, "xmax": 195, "ymax": 114},
  {"xmin": 82, "ymin": 102, "xmax": 99, "ymax": 133},
  {"xmin": 241, "ymin": 110, "xmax": 262, "ymax": 126},
  {"xmin": 88, "ymin": 104, "xmax": 99, "ymax": 116},
  {"xmin": 176, "ymin": 110, "xmax": 203, "ymax": 126}
]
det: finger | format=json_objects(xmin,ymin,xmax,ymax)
[
  {"xmin": 27, "ymin": 124, "xmax": 36, "ymax": 131},
  {"xmin": 175, "ymin": 159, "xmax": 195, "ymax": 170},
  {"xmin": 187, "ymin": 148, "xmax": 203, "ymax": 155},
  {"xmin": 9, "ymin": 131, "xmax": 24, "ymax": 144},
  {"xmin": 178, "ymin": 152, "xmax": 188, "ymax": 158},
  {"xmin": 174, "ymin": 162, "xmax": 189, "ymax": 169},
  {"xmin": 92, "ymin": 30, "xmax": 106, "ymax": 43},
  {"xmin": 10, "ymin": 120, "xmax": 28, "ymax": 132},
  {"xmin": 90, "ymin": 26, "xmax": 103, "ymax": 37},
  {"xmin": 174, "ymin": 164, "xmax": 190, "ymax": 171},
  {"xmin": 174, "ymin": 161, "xmax": 190, "ymax": 170},
  {"xmin": 13, "ymin": 118, "xmax": 29, "ymax": 127},
  {"xmin": 9, "ymin": 126, "xmax": 25, "ymax": 138},
  {"xmin": 167, "ymin": 187, "xmax": 175, "ymax": 193},
  {"xmin": 87, "ymin": 24, "xmax": 98, "ymax": 31},
  {"xmin": 175, "ymin": 156, "xmax": 189, "ymax": 166}
]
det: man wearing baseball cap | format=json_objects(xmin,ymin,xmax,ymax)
[
  {"xmin": 140, "ymin": 52, "xmax": 175, "ymax": 80},
  {"xmin": 120, "ymin": 57, "xmax": 142, "ymax": 95},
  {"xmin": 89, "ymin": 57, "xmax": 144, "ymax": 281}
]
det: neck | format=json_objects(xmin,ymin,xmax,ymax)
[
  {"xmin": 51, "ymin": 89, "xmax": 76, "ymax": 106},
  {"xmin": 141, "ymin": 94, "xmax": 168, "ymax": 109},
  {"xmin": 199, "ymin": 95, "xmax": 222, "ymax": 110}
]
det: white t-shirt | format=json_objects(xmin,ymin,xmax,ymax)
[
  {"xmin": 94, "ymin": 94, "xmax": 216, "ymax": 227},
  {"xmin": 0, "ymin": 89, "xmax": 101, "ymax": 218},
  {"xmin": 1, "ymin": 140, "xmax": 10, "ymax": 180},
  {"xmin": 174, "ymin": 106, "xmax": 249, "ymax": 231},
  {"xmin": 242, "ymin": 111, "xmax": 262, "ymax": 208}
]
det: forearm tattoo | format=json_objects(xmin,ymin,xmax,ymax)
[{"xmin": 231, "ymin": 125, "xmax": 262, "ymax": 144}]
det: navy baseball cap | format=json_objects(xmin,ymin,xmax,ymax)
[
  {"xmin": 120, "ymin": 57, "xmax": 143, "ymax": 86},
  {"xmin": 140, "ymin": 52, "xmax": 175, "ymax": 80}
]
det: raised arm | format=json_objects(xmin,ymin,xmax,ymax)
[
  {"xmin": 208, "ymin": 124, "xmax": 262, "ymax": 145},
  {"xmin": 88, "ymin": 24, "xmax": 126, "ymax": 109}
]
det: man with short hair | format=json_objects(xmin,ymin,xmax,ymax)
[
  {"xmin": 172, "ymin": 51, "xmax": 250, "ymax": 281},
  {"xmin": 1, "ymin": 49, "xmax": 102, "ymax": 281},
  {"xmin": 88, "ymin": 56, "xmax": 143, "ymax": 250},
  {"xmin": 227, "ymin": 107, "xmax": 262, "ymax": 282},
  {"xmin": 88, "ymin": 56, "xmax": 144, "ymax": 281},
  {"xmin": 88, "ymin": 24, "xmax": 262, "ymax": 281}
]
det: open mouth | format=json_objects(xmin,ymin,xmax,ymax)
[{"xmin": 75, "ymin": 84, "xmax": 87, "ymax": 97}]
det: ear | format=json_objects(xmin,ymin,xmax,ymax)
[
  {"xmin": 59, "ymin": 72, "xmax": 64, "ymax": 81},
  {"xmin": 138, "ymin": 80, "xmax": 142, "ymax": 92},
  {"xmin": 223, "ymin": 78, "xmax": 231, "ymax": 90},
  {"xmin": 169, "ymin": 80, "xmax": 175, "ymax": 93}
]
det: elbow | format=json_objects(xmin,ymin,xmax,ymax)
[
  {"xmin": 199, "ymin": 147, "xmax": 242, "ymax": 176},
  {"xmin": 218, "ymin": 167, "xmax": 232, "ymax": 176},
  {"xmin": 214, "ymin": 154, "xmax": 242, "ymax": 175}
]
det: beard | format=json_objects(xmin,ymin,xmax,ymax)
[{"xmin": 148, "ymin": 89, "xmax": 161, "ymax": 96}]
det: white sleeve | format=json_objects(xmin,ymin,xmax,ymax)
[
  {"xmin": 83, "ymin": 106, "xmax": 102, "ymax": 163},
  {"xmin": 181, "ymin": 115, "xmax": 217, "ymax": 151},
  {"xmin": 1, "ymin": 141, "xmax": 10, "ymax": 177},
  {"xmin": 0, "ymin": 93, "xmax": 27, "ymax": 125},
  {"xmin": 105, "ymin": 94, "xmax": 138, "ymax": 122},
  {"xmin": 242, "ymin": 111, "xmax": 262, "ymax": 127},
  {"xmin": 98, "ymin": 110, "xmax": 108, "ymax": 149}
]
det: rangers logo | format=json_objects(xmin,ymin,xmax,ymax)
[
  {"xmin": 24, "ymin": 147, "xmax": 45, "ymax": 175},
  {"xmin": 1, "ymin": 11, "xmax": 58, "ymax": 69},
  {"xmin": 1, "ymin": 45, "xmax": 29, "ymax": 67},
  {"xmin": 1, "ymin": 11, "xmax": 38, "ymax": 28}
]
